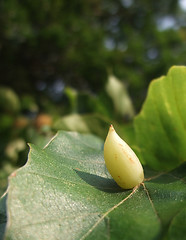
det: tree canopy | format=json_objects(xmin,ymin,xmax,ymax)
[{"xmin": 0, "ymin": 0, "xmax": 186, "ymax": 109}]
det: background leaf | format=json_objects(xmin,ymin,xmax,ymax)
[
  {"xmin": 0, "ymin": 194, "xmax": 7, "ymax": 240},
  {"xmin": 53, "ymin": 113, "xmax": 110, "ymax": 139},
  {"xmin": 105, "ymin": 75, "xmax": 135, "ymax": 119},
  {"xmin": 53, "ymin": 113, "xmax": 135, "ymax": 144},
  {"xmin": 0, "ymin": 164, "xmax": 15, "ymax": 197},
  {"xmin": 4, "ymin": 131, "xmax": 186, "ymax": 240},
  {"xmin": 134, "ymin": 66, "xmax": 186, "ymax": 171}
]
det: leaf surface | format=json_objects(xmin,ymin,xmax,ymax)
[
  {"xmin": 3, "ymin": 131, "xmax": 186, "ymax": 240},
  {"xmin": 134, "ymin": 66, "xmax": 186, "ymax": 170}
]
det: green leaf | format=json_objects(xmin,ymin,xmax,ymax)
[
  {"xmin": 167, "ymin": 207, "xmax": 186, "ymax": 240},
  {"xmin": 0, "ymin": 87, "xmax": 20, "ymax": 113},
  {"xmin": 53, "ymin": 113, "xmax": 110, "ymax": 139},
  {"xmin": 0, "ymin": 164, "xmax": 15, "ymax": 197},
  {"xmin": 53, "ymin": 113, "xmax": 135, "ymax": 145},
  {"xmin": 106, "ymin": 75, "xmax": 135, "ymax": 119},
  {"xmin": 3, "ymin": 131, "xmax": 186, "ymax": 239},
  {"xmin": 134, "ymin": 66, "xmax": 186, "ymax": 171}
]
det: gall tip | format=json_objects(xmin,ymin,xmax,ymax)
[{"xmin": 110, "ymin": 124, "xmax": 114, "ymax": 131}]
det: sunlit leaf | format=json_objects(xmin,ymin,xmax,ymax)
[
  {"xmin": 2, "ymin": 131, "xmax": 185, "ymax": 240},
  {"xmin": 134, "ymin": 66, "xmax": 186, "ymax": 170}
]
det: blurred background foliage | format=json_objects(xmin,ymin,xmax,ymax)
[{"xmin": 0, "ymin": 0, "xmax": 186, "ymax": 195}]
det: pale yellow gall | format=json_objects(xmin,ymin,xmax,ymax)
[{"xmin": 104, "ymin": 125, "xmax": 144, "ymax": 189}]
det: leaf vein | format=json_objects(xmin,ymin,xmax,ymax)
[
  {"xmin": 142, "ymin": 183, "xmax": 161, "ymax": 223},
  {"xmin": 80, "ymin": 185, "xmax": 139, "ymax": 240}
]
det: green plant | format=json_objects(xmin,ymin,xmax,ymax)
[{"xmin": 0, "ymin": 66, "xmax": 186, "ymax": 239}]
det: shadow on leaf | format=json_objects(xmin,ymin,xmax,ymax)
[
  {"xmin": 75, "ymin": 169, "xmax": 124, "ymax": 193},
  {"xmin": 144, "ymin": 163, "xmax": 186, "ymax": 184}
]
